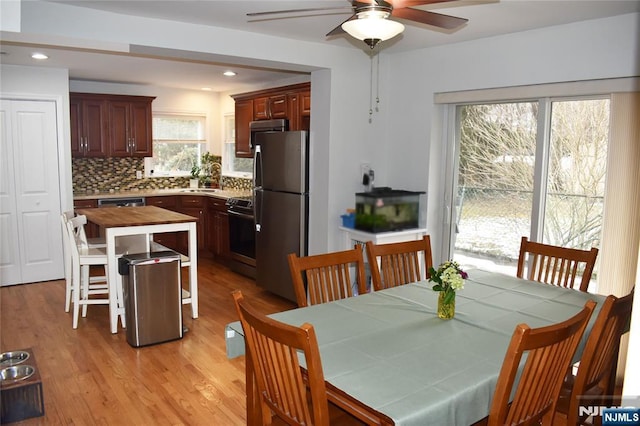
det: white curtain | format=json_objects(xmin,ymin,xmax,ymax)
[{"xmin": 598, "ymin": 92, "xmax": 640, "ymax": 383}]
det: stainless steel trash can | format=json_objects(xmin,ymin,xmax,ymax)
[{"xmin": 118, "ymin": 251, "xmax": 183, "ymax": 347}]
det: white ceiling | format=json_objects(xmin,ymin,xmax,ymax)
[{"xmin": 1, "ymin": 0, "xmax": 639, "ymax": 92}]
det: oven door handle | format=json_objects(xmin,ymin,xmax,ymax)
[{"xmin": 227, "ymin": 210, "xmax": 255, "ymax": 221}]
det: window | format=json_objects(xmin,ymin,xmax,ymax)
[
  {"xmin": 152, "ymin": 114, "xmax": 207, "ymax": 176},
  {"xmin": 448, "ymin": 97, "xmax": 609, "ymax": 287},
  {"xmin": 222, "ymin": 113, "xmax": 253, "ymax": 177}
]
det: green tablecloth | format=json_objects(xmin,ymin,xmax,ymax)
[{"xmin": 225, "ymin": 269, "xmax": 605, "ymax": 425}]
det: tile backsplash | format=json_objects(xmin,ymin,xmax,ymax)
[{"xmin": 72, "ymin": 157, "xmax": 251, "ymax": 193}]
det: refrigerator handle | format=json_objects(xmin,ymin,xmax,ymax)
[
  {"xmin": 253, "ymin": 145, "xmax": 262, "ymax": 190},
  {"xmin": 253, "ymin": 145, "xmax": 262, "ymax": 232},
  {"xmin": 255, "ymin": 189, "xmax": 262, "ymax": 232}
]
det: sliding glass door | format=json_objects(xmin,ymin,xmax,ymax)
[
  {"xmin": 448, "ymin": 97, "xmax": 609, "ymax": 284},
  {"xmin": 544, "ymin": 100, "xmax": 609, "ymax": 249}
]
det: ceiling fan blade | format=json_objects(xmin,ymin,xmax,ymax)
[
  {"xmin": 391, "ymin": 8, "xmax": 468, "ymax": 29},
  {"xmin": 326, "ymin": 14, "xmax": 357, "ymax": 36},
  {"xmin": 247, "ymin": 6, "xmax": 352, "ymax": 17},
  {"xmin": 388, "ymin": 0, "xmax": 458, "ymax": 8}
]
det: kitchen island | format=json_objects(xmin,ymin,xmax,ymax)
[{"xmin": 77, "ymin": 205, "xmax": 199, "ymax": 334}]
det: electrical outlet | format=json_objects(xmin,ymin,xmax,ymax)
[
  {"xmin": 360, "ymin": 163, "xmax": 371, "ymax": 180},
  {"xmin": 136, "ymin": 170, "xmax": 143, "ymax": 179}
]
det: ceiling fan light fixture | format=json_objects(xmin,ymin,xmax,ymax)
[{"xmin": 342, "ymin": 9, "xmax": 404, "ymax": 48}]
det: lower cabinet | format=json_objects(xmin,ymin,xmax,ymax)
[
  {"xmin": 207, "ymin": 198, "xmax": 230, "ymax": 261},
  {"xmin": 145, "ymin": 196, "xmax": 181, "ymax": 252},
  {"xmin": 145, "ymin": 195, "xmax": 229, "ymax": 261},
  {"xmin": 75, "ymin": 194, "xmax": 231, "ymax": 260},
  {"xmin": 73, "ymin": 199, "xmax": 100, "ymax": 238},
  {"xmin": 146, "ymin": 196, "xmax": 206, "ymax": 255}
]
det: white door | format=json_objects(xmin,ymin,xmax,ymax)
[{"xmin": 0, "ymin": 99, "xmax": 63, "ymax": 286}]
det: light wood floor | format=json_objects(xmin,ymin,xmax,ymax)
[{"xmin": 1, "ymin": 258, "xmax": 364, "ymax": 425}]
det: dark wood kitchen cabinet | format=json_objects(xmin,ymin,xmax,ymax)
[
  {"xmin": 232, "ymin": 82, "xmax": 310, "ymax": 158},
  {"xmin": 177, "ymin": 208, "xmax": 206, "ymax": 253},
  {"xmin": 73, "ymin": 199, "xmax": 100, "ymax": 237},
  {"xmin": 234, "ymin": 99, "xmax": 253, "ymax": 158},
  {"xmin": 109, "ymin": 97, "xmax": 154, "ymax": 157},
  {"xmin": 300, "ymin": 91, "xmax": 311, "ymax": 117},
  {"xmin": 147, "ymin": 195, "xmax": 207, "ymax": 256},
  {"xmin": 207, "ymin": 197, "xmax": 230, "ymax": 261},
  {"xmin": 70, "ymin": 93, "xmax": 154, "ymax": 158},
  {"xmin": 145, "ymin": 196, "xmax": 180, "ymax": 251},
  {"xmin": 70, "ymin": 96, "xmax": 109, "ymax": 157},
  {"xmin": 287, "ymin": 89, "xmax": 311, "ymax": 131},
  {"xmin": 253, "ymin": 94, "xmax": 287, "ymax": 120}
]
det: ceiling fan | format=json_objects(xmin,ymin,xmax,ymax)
[{"xmin": 248, "ymin": 0, "xmax": 468, "ymax": 49}]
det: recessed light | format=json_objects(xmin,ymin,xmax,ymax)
[
  {"xmin": 201, "ymin": 87, "xmax": 212, "ymax": 91},
  {"xmin": 31, "ymin": 52, "xmax": 48, "ymax": 60},
  {"xmin": 223, "ymin": 71, "xmax": 237, "ymax": 77}
]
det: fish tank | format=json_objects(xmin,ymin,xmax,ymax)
[{"xmin": 355, "ymin": 189, "xmax": 424, "ymax": 233}]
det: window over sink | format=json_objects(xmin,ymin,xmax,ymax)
[{"xmin": 152, "ymin": 113, "xmax": 207, "ymax": 176}]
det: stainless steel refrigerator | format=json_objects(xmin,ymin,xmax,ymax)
[{"xmin": 254, "ymin": 130, "xmax": 308, "ymax": 302}]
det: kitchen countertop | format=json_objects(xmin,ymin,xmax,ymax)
[{"xmin": 73, "ymin": 188, "xmax": 251, "ymax": 201}]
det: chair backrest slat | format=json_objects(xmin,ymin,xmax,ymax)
[
  {"xmin": 488, "ymin": 299, "xmax": 596, "ymax": 426},
  {"xmin": 517, "ymin": 236, "xmax": 598, "ymax": 292},
  {"xmin": 288, "ymin": 248, "xmax": 367, "ymax": 307},
  {"xmin": 232, "ymin": 291, "xmax": 329, "ymax": 426},
  {"xmin": 561, "ymin": 289, "xmax": 634, "ymax": 425},
  {"xmin": 365, "ymin": 235, "xmax": 433, "ymax": 291}
]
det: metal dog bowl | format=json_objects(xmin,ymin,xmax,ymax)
[
  {"xmin": 0, "ymin": 351, "xmax": 30, "ymax": 367},
  {"xmin": 0, "ymin": 365, "xmax": 35, "ymax": 383}
]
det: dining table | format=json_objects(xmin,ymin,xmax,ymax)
[
  {"xmin": 77, "ymin": 205, "xmax": 199, "ymax": 334},
  {"xmin": 225, "ymin": 268, "xmax": 606, "ymax": 426}
]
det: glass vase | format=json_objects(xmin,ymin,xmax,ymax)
[{"xmin": 437, "ymin": 291, "xmax": 456, "ymax": 319}]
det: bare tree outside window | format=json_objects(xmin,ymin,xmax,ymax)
[
  {"xmin": 453, "ymin": 99, "xmax": 609, "ymax": 279},
  {"xmin": 455, "ymin": 102, "xmax": 537, "ymax": 267},
  {"xmin": 546, "ymin": 100, "xmax": 609, "ymax": 250}
]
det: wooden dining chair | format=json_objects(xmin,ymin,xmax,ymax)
[
  {"xmin": 232, "ymin": 290, "xmax": 330, "ymax": 426},
  {"xmin": 287, "ymin": 248, "xmax": 368, "ymax": 307},
  {"xmin": 365, "ymin": 235, "xmax": 433, "ymax": 291},
  {"xmin": 517, "ymin": 236, "xmax": 599, "ymax": 292},
  {"xmin": 487, "ymin": 299, "xmax": 596, "ymax": 426},
  {"xmin": 555, "ymin": 289, "xmax": 634, "ymax": 426}
]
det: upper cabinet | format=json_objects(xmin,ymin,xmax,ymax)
[
  {"xmin": 232, "ymin": 83, "xmax": 310, "ymax": 158},
  {"xmin": 70, "ymin": 93, "xmax": 155, "ymax": 158},
  {"xmin": 70, "ymin": 96, "xmax": 109, "ymax": 157},
  {"xmin": 253, "ymin": 94, "xmax": 287, "ymax": 120},
  {"xmin": 109, "ymin": 98, "xmax": 153, "ymax": 157},
  {"xmin": 234, "ymin": 99, "xmax": 254, "ymax": 158}
]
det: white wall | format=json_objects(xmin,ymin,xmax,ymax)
[{"xmin": 0, "ymin": 0, "xmax": 20, "ymax": 32}]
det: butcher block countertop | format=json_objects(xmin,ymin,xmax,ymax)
[
  {"xmin": 73, "ymin": 188, "xmax": 250, "ymax": 201},
  {"xmin": 76, "ymin": 205, "xmax": 199, "ymax": 227}
]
